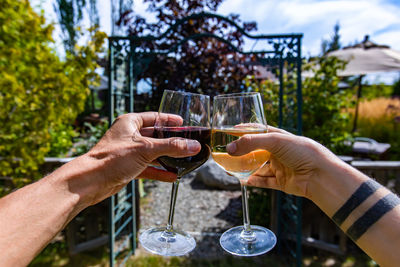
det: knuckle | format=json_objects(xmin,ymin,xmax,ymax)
[
  {"xmin": 267, "ymin": 133, "xmax": 281, "ymax": 149},
  {"xmin": 135, "ymin": 137, "xmax": 155, "ymax": 162},
  {"xmin": 113, "ymin": 113, "xmax": 135, "ymax": 127},
  {"xmin": 241, "ymin": 134, "xmax": 253, "ymax": 143},
  {"xmin": 302, "ymin": 137, "xmax": 320, "ymax": 152},
  {"xmin": 268, "ymin": 133, "xmax": 280, "ymax": 144},
  {"xmin": 116, "ymin": 113, "xmax": 129, "ymax": 121}
]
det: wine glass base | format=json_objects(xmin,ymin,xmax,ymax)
[
  {"xmin": 139, "ymin": 227, "xmax": 196, "ymax": 256},
  {"xmin": 220, "ymin": 225, "xmax": 276, "ymax": 257}
]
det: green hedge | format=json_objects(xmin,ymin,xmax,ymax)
[{"xmin": 0, "ymin": 0, "xmax": 105, "ymax": 195}]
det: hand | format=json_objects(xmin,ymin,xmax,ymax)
[
  {"xmin": 226, "ymin": 126, "xmax": 341, "ymax": 198},
  {"xmin": 0, "ymin": 113, "xmax": 201, "ymax": 266},
  {"xmin": 63, "ymin": 112, "xmax": 201, "ymax": 206}
]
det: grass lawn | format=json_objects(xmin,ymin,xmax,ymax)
[{"xmin": 30, "ymin": 240, "xmax": 377, "ymax": 267}]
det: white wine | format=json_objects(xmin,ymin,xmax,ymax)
[{"xmin": 211, "ymin": 128, "xmax": 270, "ymax": 180}]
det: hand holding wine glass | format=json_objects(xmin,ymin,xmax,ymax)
[
  {"xmin": 225, "ymin": 126, "xmax": 349, "ymax": 199},
  {"xmin": 76, "ymin": 112, "xmax": 202, "ymax": 205},
  {"xmin": 139, "ymin": 90, "xmax": 211, "ymax": 256},
  {"xmin": 211, "ymin": 92, "xmax": 276, "ymax": 256}
]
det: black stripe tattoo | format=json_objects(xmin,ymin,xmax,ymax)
[
  {"xmin": 347, "ymin": 193, "xmax": 400, "ymax": 241},
  {"xmin": 332, "ymin": 179, "xmax": 381, "ymax": 226}
]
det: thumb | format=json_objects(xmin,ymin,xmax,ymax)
[
  {"xmin": 143, "ymin": 137, "xmax": 202, "ymax": 159},
  {"xmin": 227, "ymin": 132, "xmax": 290, "ymax": 156}
]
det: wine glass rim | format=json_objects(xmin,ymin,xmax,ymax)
[
  {"xmin": 214, "ymin": 92, "xmax": 260, "ymax": 98},
  {"xmin": 163, "ymin": 89, "xmax": 210, "ymax": 98}
]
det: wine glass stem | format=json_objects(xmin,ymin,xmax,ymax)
[
  {"xmin": 165, "ymin": 179, "xmax": 180, "ymax": 232},
  {"xmin": 241, "ymin": 185, "xmax": 256, "ymax": 241}
]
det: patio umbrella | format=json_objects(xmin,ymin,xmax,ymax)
[{"xmin": 327, "ymin": 35, "xmax": 400, "ymax": 131}]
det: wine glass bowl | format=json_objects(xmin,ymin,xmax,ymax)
[
  {"xmin": 211, "ymin": 127, "xmax": 270, "ymax": 179},
  {"xmin": 139, "ymin": 90, "xmax": 210, "ymax": 256},
  {"xmin": 154, "ymin": 126, "xmax": 211, "ymax": 177},
  {"xmin": 211, "ymin": 92, "xmax": 277, "ymax": 256}
]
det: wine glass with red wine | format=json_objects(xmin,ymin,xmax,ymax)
[{"xmin": 139, "ymin": 90, "xmax": 211, "ymax": 256}]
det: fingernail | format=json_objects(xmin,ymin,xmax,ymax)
[
  {"xmin": 187, "ymin": 140, "xmax": 200, "ymax": 152},
  {"xmin": 227, "ymin": 142, "xmax": 237, "ymax": 154}
]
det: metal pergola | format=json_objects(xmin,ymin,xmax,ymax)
[{"xmin": 107, "ymin": 12, "xmax": 303, "ymax": 266}]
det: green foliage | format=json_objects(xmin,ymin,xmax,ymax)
[
  {"xmin": 54, "ymin": 0, "xmax": 100, "ymax": 52},
  {"xmin": 30, "ymin": 241, "xmax": 108, "ymax": 267},
  {"xmin": 126, "ymin": 254, "xmax": 286, "ymax": 267},
  {"xmin": 362, "ymin": 83, "xmax": 393, "ymax": 99},
  {"xmin": 245, "ymin": 77, "xmax": 279, "ymax": 126},
  {"xmin": 392, "ymin": 77, "xmax": 400, "ymax": 97},
  {"xmin": 33, "ymin": 241, "xmax": 375, "ymax": 267},
  {"xmin": 118, "ymin": 0, "xmax": 258, "ymax": 111},
  {"xmin": 249, "ymin": 56, "xmax": 353, "ymax": 154},
  {"xmin": 353, "ymin": 98, "xmax": 400, "ymax": 160},
  {"xmin": 47, "ymin": 124, "xmax": 79, "ymax": 157},
  {"xmin": 248, "ymin": 188, "xmax": 272, "ymax": 226},
  {"xmin": 302, "ymin": 56, "xmax": 353, "ymax": 153},
  {"xmin": 0, "ymin": 0, "xmax": 106, "ymax": 195},
  {"xmin": 71, "ymin": 121, "xmax": 108, "ymax": 156}
]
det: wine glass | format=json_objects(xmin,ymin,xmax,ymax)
[
  {"xmin": 139, "ymin": 90, "xmax": 211, "ymax": 256},
  {"xmin": 211, "ymin": 92, "xmax": 277, "ymax": 256}
]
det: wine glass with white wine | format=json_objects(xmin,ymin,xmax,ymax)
[{"xmin": 211, "ymin": 92, "xmax": 276, "ymax": 256}]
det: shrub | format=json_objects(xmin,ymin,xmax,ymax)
[
  {"xmin": 71, "ymin": 121, "xmax": 109, "ymax": 156},
  {"xmin": 0, "ymin": 0, "xmax": 106, "ymax": 195},
  {"xmin": 248, "ymin": 56, "xmax": 353, "ymax": 154},
  {"xmin": 392, "ymin": 78, "xmax": 400, "ymax": 97},
  {"xmin": 47, "ymin": 124, "xmax": 79, "ymax": 157},
  {"xmin": 353, "ymin": 97, "xmax": 400, "ymax": 159}
]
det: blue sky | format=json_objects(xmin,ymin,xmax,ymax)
[{"xmin": 32, "ymin": 0, "xmax": 400, "ymax": 84}]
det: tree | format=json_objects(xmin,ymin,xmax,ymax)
[
  {"xmin": 0, "ymin": 0, "xmax": 106, "ymax": 196},
  {"xmin": 302, "ymin": 56, "xmax": 352, "ymax": 151},
  {"xmin": 117, "ymin": 0, "xmax": 258, "ymax": 111},
  {"xmin": 111, "ymin": 0, "xmax": 133, "ymax": 35},
  {"xmin": 53, "ymin": 0, "xmax": 100, "ymax": 53},
  {"xmin": 249, "ymin": 56, "xmax": 352, "ymax": 153},
  {"xmin": 321, "ymin": 22, "xmax": 342, "ymax": 55},
  {"xmin": 392, "ymin": 77, "xmax": 400, "ymax": 97}
]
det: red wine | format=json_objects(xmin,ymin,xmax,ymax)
[{"xmin": 154, "ymin": 127, "xmax": 211, "ymax": 177}]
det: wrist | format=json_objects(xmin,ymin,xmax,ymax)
[
  {"xmin": 47, "ymin": 153, "xmax": 108, "ymax": 210},
  {"xmin": 307, "ymin": 151, "xmax": 369, "ymax": 217}
]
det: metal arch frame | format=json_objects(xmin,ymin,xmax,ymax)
[{"xmin": 108, "ymin": 12, "xmax": 303, "ymax": 267}]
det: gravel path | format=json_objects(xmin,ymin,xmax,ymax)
[{"xmin": 138, "ymin": 173, "xmax": 243, "ymax": 258}]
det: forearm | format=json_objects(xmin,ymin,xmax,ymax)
[
  {"xmin": 0, "ymin": 154, "xmax": 102, "ymax": 266},
  {"xmin": 0, "ymin": 112, "xmax": 195, "ymax": 266},
  {"xmin": 308, "ymin": 156, "xmax": 400, "ymax": 266},
  {"xmin": 307, "ymin": 156, "xmax": 370, "ymax": 217}
]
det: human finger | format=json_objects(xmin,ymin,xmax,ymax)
[
  {"xmin": 253, "ymin": 163, "xmax": 274, "ymax": 177},
  {"xmin": 267, "ymin": 126, "xmax": 293, "ymax": 135},
  {"xmin": 139, "ymin": 112, "xmax": 184, "ymax": 128},
  {"xmin": 149, "ymin": 160, "xmax": 161, "ymax": 167},
  {"xmin": 140, "ymin": 127, "xmax": 154, "ymax": 137},
  {"xmin": 233, "ymin": 123, "xmax": 267, "ymax": 130},
  {"xmin": 227, "ymin": 132, "xmax": 292, "ymax": 156},
  {"xmin": 140, "ymin": 136, "xmax": 201, "ymax": 160},
  {"xmin": 244, "ymin": 175, "xmax": 280, "ymax": 190},
  {"xmin": 136, "ymin": 166, "xmax": 177, "ymax": 182}
]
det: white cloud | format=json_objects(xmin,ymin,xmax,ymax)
[
  {"xmin": 31, "ymin": 0, "xmax": 400, "ymax": 83},
  {"xmin": 33, "ymin": 0, "xmax": 400, "ymax": 56},
  {"xmin": 218, "ymin": 0, "xmax": 400, "ymax": 56}
]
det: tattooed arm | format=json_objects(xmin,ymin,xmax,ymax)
[{"xmin": 227, "ymin": 127, "xmax": 400, "ymax": 267}]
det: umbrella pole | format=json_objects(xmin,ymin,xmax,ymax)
[{"xmin": 352, "ymin": 75, "xmax": 364, "ymax": 132}]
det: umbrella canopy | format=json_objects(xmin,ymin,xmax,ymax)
[
  {"xmin": 328, "ymin": 35, "xmax": 400, "ymax": 76},
  {"xmin": 327, "ymin": 36, "xmax": 400, "ymax": 132}
]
